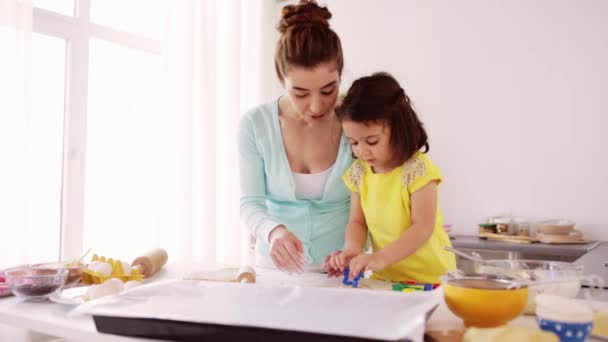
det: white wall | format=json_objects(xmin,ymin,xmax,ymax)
[{"xmin": 269, "ymin": 0, "xmax": 608, "ymax": 239}]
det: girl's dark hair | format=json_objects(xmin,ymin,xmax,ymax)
[
  {"xmin": 275, "ymin": 0, "xmax": 343, "ymax": 83},
  {"xmin": 336, "ymin": 72, "xmax": 429, "ymax": 165}
]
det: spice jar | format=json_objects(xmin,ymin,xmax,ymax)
[
  {"xmin": 495, "ymin": 223, "xmax": 510, "ymax": 234},
  {"xmin": 479, "ymin": 223, "xmax": 497, "ymax": 234},
  {"xmin": 514, "ymin": 222, "xmax": 531, "ymax": 237}
]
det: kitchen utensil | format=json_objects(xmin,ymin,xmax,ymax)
[
  {"xmin": 5, "ymin": 266, "xmax": 68, "ymax": 301},
  {"xmin": 475, "ymin": 259, "xmax": 584, "ymax": 314},
  {"xmin": 537, "ymin": 219, "xmax": 575, "ymax": 235},
  {"xmin": 131, "ymin": 248, "xmax": 168, "ymax": 278},
  {"xmin": 236, "ymin": 266, "xmax": 256, "ymax": 283},
  {"xmin": 479, "ymin": 232, "xmax": 534, "ymax": 243},
  {"xmin": 183, "ymin": 265, "xmax": 256, "ymax": 284},
  {"xmin": 536, "ymin": 230, "xmax": 585, "ymax": 244},
  {"xmin": 445, "ymin": 247, "xmax": 485, "ymax": 263},
  {"xmin": 444, "ymin": 247, "xmax": 537, "ymax": 281},
  {"xmin": 536, "ymin": 294, "xmax": 593, "ymax": 342},
  {"xmin": 441, "ymin": 273, "xmax": 529, "ymax": 328},
  {"xmin": 32, "ymin": 262, "xmax": 85, "ymax": 288}
]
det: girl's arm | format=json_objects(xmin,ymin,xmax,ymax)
[
  {"xmin": 343, "ymin": 191, "xmax": 368, "ymax": 253},
  {"xmin": 325, "ymin": 191, "xmax": 368, "ymax": 274},
  {"xmin": 375, "ymin": 181, "xmax": 438, "ymax": 265}
]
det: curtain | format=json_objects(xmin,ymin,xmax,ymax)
[
  {"xmin": 0, "ymin": 0, "xmax": 41, "ymax": 267},
  {"xmin": 0, "ymin": 0, "xmax": 269, "ymax": 270},
  {"xmin": 83, "ymin": 1, "xmax": 266, "ymax": 266},
  {"xmin": 160, "ymin": 0, "xmax": 260, "ymax": 266}
]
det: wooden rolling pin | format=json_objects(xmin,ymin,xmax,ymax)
[
  {"xmin": 236, "ymin": 265, "xmax": 256, "ymax": 284},
  {"xmin": 182, "ymin": 265, "xmax": 256, "ymax": 283},
  {"xmin": 131, "ymin": 248, "xmax": 168, "ymax": 278}
]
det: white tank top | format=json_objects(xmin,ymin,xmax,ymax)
[{"xmin": 292, "ymin": 164, "xmax": 334, "ymax": 200}]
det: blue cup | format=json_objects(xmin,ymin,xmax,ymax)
[{"xmin": 537, "ymin": 317, "xmax": 593, "ymax": 342}]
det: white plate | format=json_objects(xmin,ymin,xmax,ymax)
[{"xmin": 49, "ymin": 286, "xmax": 89, "ymax": 305}]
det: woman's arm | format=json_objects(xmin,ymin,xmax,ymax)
[
  {"xmin": 239, "ymin": 114, "xmax": 305, "ymax": 272},
  {"xmin": 238, "ymin": 115, "xmax": 281, "ymax": 242}
]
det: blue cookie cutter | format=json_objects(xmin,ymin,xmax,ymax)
[{"xmin": 342, "ymin": 267, "xmax": 363, "ymax": 288}]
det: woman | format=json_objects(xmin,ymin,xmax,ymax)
[{"xmin": 239, "ymin": 0, "xmax": 352, "ymax": 272}]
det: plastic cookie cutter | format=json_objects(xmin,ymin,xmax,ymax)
[
  {"xmin": 391, "ymin": 281, "xmax": 439, "ymax": 292},
  {"xmin": 342, "ymin": 267, "xmax": 363, "ymax": 288}
]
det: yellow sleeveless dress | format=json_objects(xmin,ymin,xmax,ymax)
[{"xmin": 343, "ymin": 152, "xmax": 456, "ymax": 283}]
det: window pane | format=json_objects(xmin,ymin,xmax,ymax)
[
  {"xmin": 85, "ymin": 39, "xmax": 173, "ymax": 260},
  {"xmin": 90, "ymin": 0, "xmax": 167, "ymax": 39},
  {"xmin": 0, "ymin": 32, "xmax": 65, "ymax": 268},
  {"xmin": 33, "ymin": 0, "xmax": 74, "ymax": 16}
]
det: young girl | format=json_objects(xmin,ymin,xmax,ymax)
[{"xmin": 324, "ymin": 72, "xmax": 456, "ymax": 284}]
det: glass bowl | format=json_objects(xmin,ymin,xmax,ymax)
[
  {"xmin": 5, "ymin": 267, "xmax": 68, "ymax": 301},
  {"xmin": 0, "ymin": 271, "xmax": 9, "ymax": 297},
  {"xmin": 32, "ymin": 262, "xmax": 85, "ymax": 288},
  {"xmin": 474, "ymin": 259, "xmax": 584, "ymax": 314}
]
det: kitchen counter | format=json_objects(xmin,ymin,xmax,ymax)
[
  {"xmin": 1, "ymin": 264, "xmax": 607, "ymax": 342},
  {"xmin": 450, "ymin": 234, "xmax": 600, "ymax": 258},
  {"xmin": 574, "ymin": 242, "xmax": 608, "ymax": 288}
]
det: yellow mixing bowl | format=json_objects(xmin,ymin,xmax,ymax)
[{"xmin": 443, "ymin": 276, "xmax": 529, "ymax": 328}]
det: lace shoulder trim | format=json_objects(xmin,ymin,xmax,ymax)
[
  {"xmin": 346, "ymin": 161, "xmax": 366, "ymax": 189},
  {"xmin": 401, "ymin": 156, "xmax": 426, "ymax": 189}
]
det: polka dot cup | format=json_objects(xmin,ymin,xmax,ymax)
[
  {"xmin": 536, "ymin": 294, "xmax": 594, "ymax": 342},
  {"xmin": 537, "ymin": 318, "xmax": 592, "ymax": 342}
]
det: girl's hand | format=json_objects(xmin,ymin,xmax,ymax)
[
  {"xmin": 348, "ymin": 253, "xmax": 387, "ymax": 279},
  {"xmin": 269, "ymin": 225, "xmax": 305, "ymax": 273},
  {"xmin": 323, "ymin": 249, "xmax": 359, "ymax": 277}
]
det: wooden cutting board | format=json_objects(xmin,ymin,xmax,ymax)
[
  {"xmin": 479, "ymin": 232, "xmax": 589, "ymax": 244},
  {"xmin": 479, "ymin": 232, "xmax": 534, "ymax": 244},
  {"xmin": 425, "ymin": 329, "xmax": 464, "ymax": 342}
]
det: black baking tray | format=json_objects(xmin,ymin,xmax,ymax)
[{"xmin": 93, "ymin": 315, "xmax": 414, "ymax": 342}]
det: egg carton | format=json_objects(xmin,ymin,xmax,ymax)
[{"xmin": 83, "ymin": 254, "xmax": 143, "ymax": 284}]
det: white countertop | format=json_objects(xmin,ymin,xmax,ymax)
[{"xmin": 1, "ymin": 264, "xmax": 606, "ymax": 342}]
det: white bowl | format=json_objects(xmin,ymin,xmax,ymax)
[{"xmin": 537, "ymin": 219, "xmax": 575, "ymax": 235}]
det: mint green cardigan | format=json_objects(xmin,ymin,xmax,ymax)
[{"xmin": 238, "ymin": 97, "xmax": 353, "ymax": 265}]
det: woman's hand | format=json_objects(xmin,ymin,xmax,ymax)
[
  {"xmin": 323, "ymin": 249, "xmax": 359, "ymax": 277},
  {"xmin": 269, "ymin": 225, "xmax": 305, "ymax": 273},
  {"xmin": 348, "ymin": 253, "xmax": 387, "ymax": 279}
]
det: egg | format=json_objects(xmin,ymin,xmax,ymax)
[
  {"xmin": 87, "ymin": 260, "xmax": 100, "ymax": 271},
  {"xmin": 93, "ymin": 262, "xmax": 112, "ymax": 276},
  {"xmin": 121, "ymin": 261, "xmax": 132, "ymax": 275}
]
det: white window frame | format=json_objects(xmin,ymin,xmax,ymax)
[{"xmin": 32, "ymin": 0, "xmax": 163, "ymax": 260}]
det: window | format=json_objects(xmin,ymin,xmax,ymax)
[
  {"xmin": 28, "ymin": 1, "xmax": 167, "ymax": 262},
  {"xmin": 0, "ymin": 29, "xmax": 66, "ymax": 265},
  {"xmin": 33, "ymin": 0, "xmax": 74, "ymax": 16},
  {"xmin": 84, "ymin": 38, "xmax": 168, "ymax": 258},
  {"xmin": 27, "ymin": 33, "xmax": 67, "ymax": 263},
  {"xmin": 91, "ymin": 0, "xmax": 167, "ymax": 39},
  {"xmin": 4, "ymin": 0, "xmax": 253, "ymax": 267}
]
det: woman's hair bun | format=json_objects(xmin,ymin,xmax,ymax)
[{"xmin": 278, "ymin": 0, "xmax": 332, "ymax": 34}]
